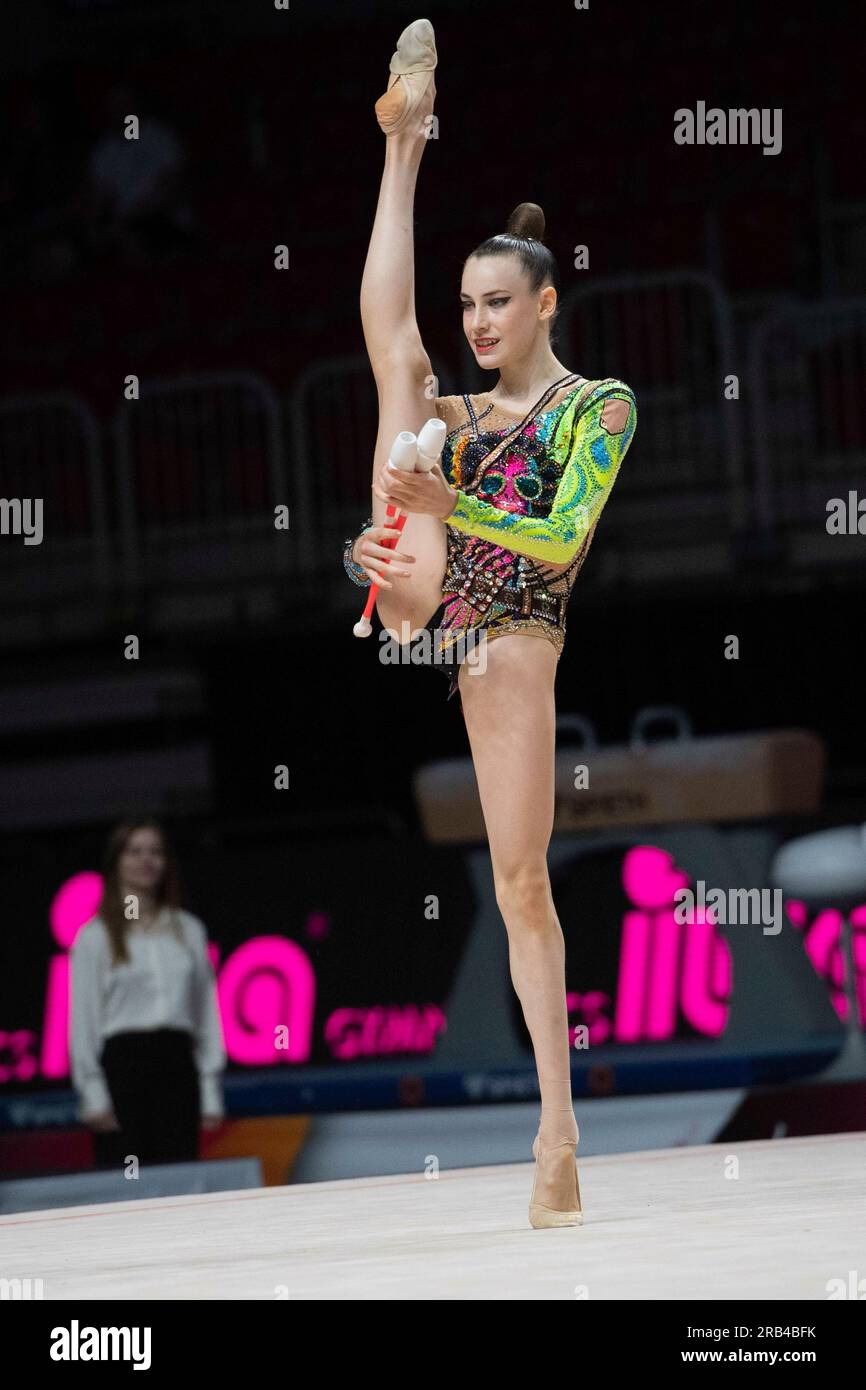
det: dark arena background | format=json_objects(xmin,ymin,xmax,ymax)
[{"xmin": 1, "ymin": 0, "xmax": 865, "ymax": 1337}]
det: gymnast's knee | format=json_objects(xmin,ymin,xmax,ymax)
[{"xmin": 493, "ymin": 861, "xmax": 553, "ymax": 918}]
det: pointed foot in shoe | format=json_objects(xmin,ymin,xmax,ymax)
[
  {"xmin": 375, "ymin": 71, "xmax": 436, "ymax": 138},
  {"xmin": 390, "ymin": 18, "xmax": 437, "ymax": 76},
  {"xmin": 529, "ymin": 1203, "xmax": 584, "ymax": 1229},
  {"xmin": 375, "ymin": 85, "xmax": 407, "ymax": 134}
]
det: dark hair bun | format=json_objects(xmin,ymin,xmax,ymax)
[{"xmin": 505, "ymin": 202, "xmax": 546, "ymax": 242}]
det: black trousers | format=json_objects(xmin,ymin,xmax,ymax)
[{"xmin": 93, "ymin": 1027, "xmax": 201, "ymax": 1168}]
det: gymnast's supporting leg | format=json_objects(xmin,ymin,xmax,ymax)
[
  {"xmin": 360, "ymin": 71, "xmax": 446, "ymax": 643},
  {"xmin": 458, "ymin": 635, "xmax": 580, "ymax": 1178}
]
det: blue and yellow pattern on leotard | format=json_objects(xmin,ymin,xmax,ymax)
[{"xmin": 445, "ymin": 378, "xmax": 637, "ymax": 564}]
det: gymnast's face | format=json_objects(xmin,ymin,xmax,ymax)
[{"xmin": 461, "ymin": 255, "xmax": 556, "ymax": 369}]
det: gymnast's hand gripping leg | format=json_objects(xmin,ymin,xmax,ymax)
[{"xmin": 354, "ymin": 418, "xmax": 445, "ymax": 636}]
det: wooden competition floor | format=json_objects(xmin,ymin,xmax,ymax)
[{"xmin": 3, "ymin": 1133, "xmax": 864, "ymax": 1300}]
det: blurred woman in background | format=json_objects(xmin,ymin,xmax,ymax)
[{"xmin": 69, "ymin": 818, "xmax": 225, "ymax": 1168}]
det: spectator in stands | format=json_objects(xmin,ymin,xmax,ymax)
[
  {"xmin": 69, "ymin": 818, "xmax": 225, "ymax": 1169},
  {"xmin": 84, "ymin": 82, "xmax": 195, "ymax": 266},
  {"xmin": 0, "ymin": 90, "xmax": 88, "ymax": 282}
]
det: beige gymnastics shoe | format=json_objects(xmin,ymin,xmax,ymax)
[
  {"xmin": 374, "ymin": 17, "xmax": 437, "ymax": 137},
  {"xmin": 529, "ymin": 1129, "xmax": 583, "ymax": 1228}
]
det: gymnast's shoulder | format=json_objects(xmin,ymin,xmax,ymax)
[
  {"xmin": 581, "ymin": 377, "xmax": 637, "ymax": 435},
  {"xmin": 432, "ymin": 393, "xmax": 470, "ymax": 431}
]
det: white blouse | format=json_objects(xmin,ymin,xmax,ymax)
[{"xmin": 69, "ymin": 907, "xmax": 226, "ymax": 1122}]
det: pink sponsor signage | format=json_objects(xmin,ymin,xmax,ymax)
[
  {"xmin": 562, "ymin": 845, "xmax": 733, "ymax": 1046},
  {"xmin": 0, "ymin": 851, "xmax": 863, "ymax": 1086}
]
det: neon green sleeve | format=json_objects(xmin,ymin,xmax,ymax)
[{"xmin": 446, "ymin": 383, "xmax": 637, "ymax": 564}]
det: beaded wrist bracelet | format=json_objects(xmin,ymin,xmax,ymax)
[{"xmin": 342, "ymin": 515, "xmax": 374, "ymax": 587}]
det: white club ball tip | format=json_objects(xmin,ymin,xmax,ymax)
[
  {"xmin": 417, "ymin": 415, "xmax": 446, "ymax": 454},
  {"xmin": 353, "ymin": 617, "xmax": 373, "ymax": 637},
  {"xmin": 389, "ymin": 431, "xmax": 418, "ymax": 472},
  {"xmin": 416, "ymin": 416, "xmax": 446, "ymax": 471}
]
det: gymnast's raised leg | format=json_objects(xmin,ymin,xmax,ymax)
[{"xmin": 359, "ymin": 21, "xmax": 446, "ymax": 644}]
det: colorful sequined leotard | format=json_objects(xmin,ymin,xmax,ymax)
[
  {"xmin": 343, "ymin": 375, "xmax": 637, "ymax": 704},
  {"xmin": 427, "ymin": 375, "xmax": 636, "ymax": 700}
]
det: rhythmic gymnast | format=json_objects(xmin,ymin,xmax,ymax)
[{"xmin": 343, "ymin": 18, "xmax": 637, "ymax": 1227}]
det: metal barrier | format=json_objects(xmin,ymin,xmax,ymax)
[
  {"xmin": 0, "ymin": 392, "xmax": 107, "ymax": 605},
  {"xmin": 9, "ymin": 295, "xmax": 863, "ymax": 625},
  {"xmin": 113, "ymin": 371, "xmax": 287, "ymax": 591},
  {"xmin": 289, "ymin": 356, "xmax": 378, "ymax": 574},
  {"xmin": 558, "ymin": 272, "xmax": 746, "ymax": 535},
  {"xmin": 748, "ymin": 298, "xmax": 866, "ymax": 536}
]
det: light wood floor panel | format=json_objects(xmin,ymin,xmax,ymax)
[{"xmin": 2, "ymin": 1134, "xmax": 864, "ymax": 1300}]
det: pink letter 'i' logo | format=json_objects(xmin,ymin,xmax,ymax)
[
  {"xmin": 851, "ymin": 907, "xmax": 866, "ymax": 1027},
  {"xmin": 614, "ymin": 846, "xmax": 732, "ymax": 1042},
  {"xmin": 788, "ymin": 899, "xmax": 866, "ymax": 1025},
  {"xmin": 41, "ymin": 871, "xmax": 105, "ymax": 1079}
]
